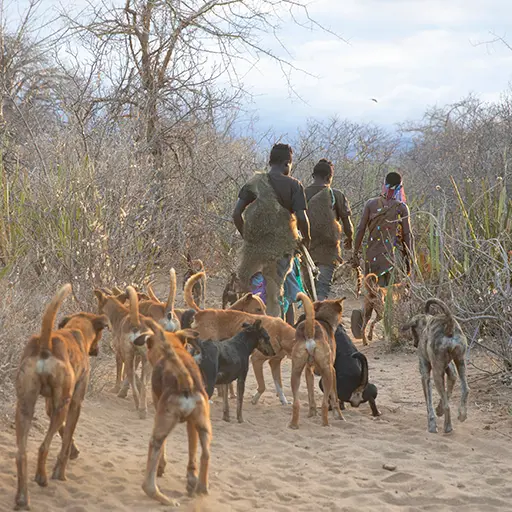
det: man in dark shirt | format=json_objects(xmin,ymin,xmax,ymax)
[
  {"xmin": 233, "ymin": 143, "xmax": 311, "ymax": 318},
  {"xmin": 305, "ymin": 159, "xmax": 354, "ymax": 300}
]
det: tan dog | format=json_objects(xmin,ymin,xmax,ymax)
[
  {"xmin": 289, "ymin": 293, "xmax": 345, "ymax": 429},
  {"xmin": 133, "ymin": 320, "xmax": 211, "ymax": 506},
  {"xmin": 361, "ymin": 273, "xmax": 408, "ymax": 345},
  {"xmin": 185, "ymin": 272, "xmax": 266, "ymax": 315},
  {"xmin": 14, "ymin": 284, "xmax": 109, "ymax": 511},
  {"xmin": 139, "ymin": 268, "xmax": 180, "ymax": 332},
  {"xmin": 94, "ymin": 287, "xmax": 154, "ymax": 418},
  {"xmin": 183, "ymin": 253, "xmax": 206, "ymax": 309}
]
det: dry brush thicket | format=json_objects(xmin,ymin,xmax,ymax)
[{"xmin": 0, "ymin": 2, "xmax": 511, "ymax": 405}]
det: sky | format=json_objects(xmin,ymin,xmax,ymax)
[{"xmin": 8, "ymin": 0, "xmax": 512, "ymax": 136}]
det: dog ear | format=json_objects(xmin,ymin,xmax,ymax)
[
  {"xmin": 337, "ymin": 297, "xmax": 347, "ymax": 305},
  {"xmin": 94, "ymin": 289, "xmax": 106, "ymax": 306},
  {"xmin": 93, "ymin": 314, "xmax": 110, "ymax": 332},
  {"xmin": 244, "ymin": 293, "xmax": 253, "ymax": 301},
  {"xmin": 175, "ymin": 329, "xmax": 200, "ymax": 345},
  {"xmin": 58, "ymin": 316, "xmax": 71, "ymax": 329},
  {"xmin": 112, "ymin": 286, "xmax": 123, "ymax": 295}
]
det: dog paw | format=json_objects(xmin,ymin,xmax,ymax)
[
  {"xmin": 444, "ymin": 425, "xmax": 453, "ymax": 434},
  {"xmin": 34, "ymin": 473, "xmax": 48, "ymax": 487},
  {"xmin": 279, "ymin": 396, "xmax": 289, "ymax": 406},
  {"xmin": 251, "ymin": 392, "xmax": 262, "ymax": 405},
  {"xmin": 195, "ymin": 483, "xmax": 209, "ymax": 496},
  {"xmin": 427, "ymin": 424, "xmax": 438, "ymax": 434},
  {"xmin": 14, "ymin": 497, "xmax": 30, "ymax": 511},
  {"xmin": 51, "ymin": 465, "xmax": 66, "ymax": 481},
  {"xmin": 69, "ymin": 443, "xmax": 80, "ymax": 461},
  {"xmin": 288, "ymin": 423, "xmax": 299, "ymax": 430},
  {"xmin": 186, "ymin": 476, "xmax": 198, "ymax": 496},
  {"xmin": 117, "ymin": 388, "xmax": 129, "ymax": 399}
]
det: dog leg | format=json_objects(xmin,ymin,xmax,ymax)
[
  {"xmin": 186, "ymin": 421, "xmax": 198, "ymax": 495},
  {"xmin": 419, "ymin": 359, "xmax": 437, "ymax": 433},
  {"xmin": 236, "ymin": 376, "xmax": 246, "ymax": 423},
  {"xmin": 52, "ymin": 382, "xmax": 86, "ymax": 481},
  {"xmin": 195, "ymin": 418, "xmax": 212, "ymax": 496},
  {"xmin": 305, "ymin": 366, "xmax": 317, "ymax": 418},
  {"xmin": 117, "ymin": 364, "xmax": 130, "ymax": 399},
  {"xmin": 142, "ymin": 404, "xmax": 180, "ymax": 506},
  {"xmin": 455, "ymin": 358, "xmax": 469, "ymax": 423},
  {"xmin": 112, "ymin": 354, "xmax": 124, "ymax": 394},
  {"xmin": 157, "ymin": 439, "xmax": 167, "ymax": 477},
  {"xmin": 433, "ymin": 367, "xmax": 452, "ymax": 433},
  {"xmin": 15, "ymin": 389, "xmax": 38, "ymax": 511},
  {"xmin": 138, "ymin": 360, "xmax": 151, "ymax": 419},
  {"xmin": 368, "ymin": 310, "xmax": 383, "ymax": 342},
  {"xmin": 229, "ymin": 382, "xmax": 236, "ymax": 399},
  {"xmin": 58, "ymin": 427, "xmax": 80, "ymax": 460},
  {"xmin": 436, "ymin": 363, "xmax": 456, "ymax": 417},
  {"xmin": 251, "ymin": 352, "xmax": 266, "ymax": 405},
  {"xmin": 125, "ymin": 355, "xmax": 140, "ymax": 413},
  {"xmin": 361, "ymin": 305, "xmax": 373, "ymax": 346},
  {"xmin": 289, "ymin": 353, "xmax": 307, "ymax": 429},
  {"xmin": 222, "ymin": 384, "xmax": 230, "ymax": 422},
  {"xmin": 35, "ymin": 395, "xmax": 71, "ymax": 487},
  {"xmin": 269, "ymin": 356, "xmax": 288, "ymax": 405},
  {"xmin": 330, "ymin": 366, "xmax": 345, "ymax": 421}
]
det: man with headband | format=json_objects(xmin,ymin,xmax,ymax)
[{"xmin": 353, "ymin": 171, "xmax": 414, "ymax": 287}]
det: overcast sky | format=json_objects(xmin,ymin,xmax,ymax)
[
  {"xmin": 238, "ymin": 0, "xmax": 512, "ymax": 134},
  {"xmin": 10, "ymin": 0, "xmax": 512, "ymax": 135}
]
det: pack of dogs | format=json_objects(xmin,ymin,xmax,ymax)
[{"xmin": 12, "ymin": 258, "xmax": 470, "ymax": 510}]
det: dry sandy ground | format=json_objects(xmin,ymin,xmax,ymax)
[{"xmin": 1, "ymin": 279, "xmax": 511, "ymax": 511}]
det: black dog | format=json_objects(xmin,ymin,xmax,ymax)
[
  {"xmin": 320, "ymin": 324, "xmax": 380, "ymax": 417},
  {"xmin": 189, "ymin": 320, "xmax": 275, "ymax": 423}
]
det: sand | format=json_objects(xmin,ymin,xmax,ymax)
[{"xmin": 1, "ymin": 282, "xmax": 511, "ymax": 512}]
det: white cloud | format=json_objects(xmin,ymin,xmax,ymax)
[{"xmin": 238, "ymin": 0, "xmax": 512, "ymax": 131}]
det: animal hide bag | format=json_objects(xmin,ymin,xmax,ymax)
[
  {"xmin": 307, "ymin": 187, "xmax": 342, "ymax": 265},
  {"xmin": 242, "ymin": 172, "xmax": 298, "ymax": 261}
]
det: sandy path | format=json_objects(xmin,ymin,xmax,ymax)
[{"xmin": 1, "ymin": 283, "xmax": 511, "ymax": 511}]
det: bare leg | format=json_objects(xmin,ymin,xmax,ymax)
[
  {"xmin": 368, "ymin": 311, "xmax": 383, "ymax": 342},
  {"xmin": 112, "ymin": 353, "xmax": 124, "ymax": 394},
  {"xmin": 228, "ymin": 382, "xmax": 236, "ymax": 399}
]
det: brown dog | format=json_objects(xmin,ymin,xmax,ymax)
[
  {"xmin": 222, "ymin": 272, "xmax": 242, "ymax": 308},
  {"xmin": 139, "ymin": 268, "xmax": 180, "ymax": 332},
  {"xmin": 361, "ymin": 273, "xmax": 408, "ymax": 345},
  {"xmin": 183, "ymin": 253, "xmax": 206, "ymax": 309},
  {"xmin": 94, "ymin": 286, "xmax": 154, "ymax": 418},
  {"xmin": 289, "ymin": 293, "xmax": 345, "ymax": 429},
  {"xmin": 133, "ymin": 320, "xmax": 211, "ymax": 506},
  {"xmin": 14, "ymin": 284, "xmax": 109, "ymax": 510}
]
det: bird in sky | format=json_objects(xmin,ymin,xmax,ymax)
[{"xmin": 370, "ymin": 98, "xmax": 378, "ymax": 103}]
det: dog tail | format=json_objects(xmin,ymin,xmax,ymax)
[
  {"xmin": 39, "ymin": 283, "xmax": 72, "ymax": 357},
  {"xmin": 184, "ymin": 272, "xmax": 204, "ymax": 311},
  {"xmin": 146, "ymin": 282, "xmax": 161, "ymax": 303},
  {"xmin": 126, "ymin": 286, "xmax": 141, "ymax": 327},
  {"xmin": 297, "ymin": 292, "xmax": 315, "ymax": 341},
  {"xmin": 165, "ymin": 268, "xmax": 177, "ymax": 315},
  {"xmin": 425, "ymin": 298, "xmax": 454, "ymax": 337},
  {"xmin": 352, "ymin": 352, "xmax": 369, "ymax": 394},
  {"xmin": 364, "ymin": 273, "xmax": 380, "ymax": 295}
]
